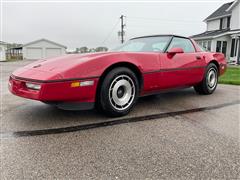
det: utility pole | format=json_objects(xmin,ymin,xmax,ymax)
[{"xmin": 120, "ymin": 15, "xmax": 125, "ymax": 44}]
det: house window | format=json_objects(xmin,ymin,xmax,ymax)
[
  {"xmin": 222, "ymin": 41, "xmax": 227, "ymax": 56},
  {"xmin": 203, "ymin": 41, "xmax": 207, "ymax": 49},
  {"xmin": 207, "ymin": 41, "xmax": 211, "ymax": 51},
  {"xmin": 216, "ymin": 41, "xmax": 227, "ymax": 56},
  {"xmin": 220, "ymin": 19, "xmax": 223, "ymax": 30},
  {"xmin": 231, "ymin": 39, "xmax": 236, "ymax": 57},
  {"xmin": 197, "ymin": 40, "xmax": 211, "ymax": 51},
  {"xmin": 227, "ymin": 17, "xmax": 231, "ymax": 28},
  {"xmin": 216, "ymin": 41, "xmax": 222, "ymax": 52},
  {"xmin": 220, "ymin": 17, "xmax": 230, "ymax": 30}
]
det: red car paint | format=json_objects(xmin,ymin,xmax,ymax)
[{"xmin": 9, "ymin": 36, "xmax": 227, "ymax": 107}]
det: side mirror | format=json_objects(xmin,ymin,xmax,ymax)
[{"xmin": 167, "ymin": 47, "xmax": 184, "ymax": 57}]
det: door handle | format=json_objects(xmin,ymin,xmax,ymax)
[{"xmin": 196, "ymin": 56, "xmax": 202, "ymax": 60}]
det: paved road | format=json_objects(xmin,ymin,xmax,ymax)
[{"xmin": 1, "ymin": 60, "xmax": 240, "ymax": 179}]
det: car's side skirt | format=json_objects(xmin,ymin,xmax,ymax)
[{"xmin": 140, "ymin": 85, "xmax": 193, "ymax": 97}]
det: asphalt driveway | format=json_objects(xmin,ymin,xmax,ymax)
[{"xmin": 0, "ymin": 60, "xmax": 240, "ymax": 179}]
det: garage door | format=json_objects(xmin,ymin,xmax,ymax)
[
  {"xmin": 26, "ymin": 48, "xmax": 43, "ymax": 59},
  {"xmin": 46, "ymin": 48, "xmax": 62, "ymax": 58}
]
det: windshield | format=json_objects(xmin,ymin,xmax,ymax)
[{"xmin": 112, "ymin": 36, "xmax": 171, "ymax": 52}]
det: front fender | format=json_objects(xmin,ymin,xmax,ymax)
[{"xmin": 61, "ymin": 52, "xmax": 160, "ymax": 79}]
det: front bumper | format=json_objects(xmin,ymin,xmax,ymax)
[{"xmin": 9, "ymin": 75, "xmax": 99, "ymax": 103}]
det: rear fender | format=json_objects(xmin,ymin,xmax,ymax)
[{"xmin": 206, "ymin": 53, "xmax": 227, "ymax": 76}]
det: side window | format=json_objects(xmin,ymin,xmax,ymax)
[
  {"xmin": 167, "ymin": 37, "xmax": 195, "ymax": 53},
  {"xmin": 152, "ymin": 42, "xmax": 167, "ymax": 52}
]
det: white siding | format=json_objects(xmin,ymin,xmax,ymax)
[
  {"xmin": 230, "ymin": 2, "xmax": 240, "ymax": 30},
  {"xmin": 207, "ymin": 19, "xmax": 220, "ymax": 31},
  {"xmin": 23, "ymin": 39, "xmax": 66, "ymax": 60}
]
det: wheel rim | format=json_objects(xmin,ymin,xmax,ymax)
[
  {"xmin": 109, "ymin": 75, "xmax": 135, "ymax": 111},
  {"xmin": 207, "ymin": 68, "xmax": 217, "ymax": 90}
]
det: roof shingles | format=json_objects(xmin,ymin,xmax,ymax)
[
  {"xmin": 205, "ymin": 1, "xmax": 234, "ymax": 21},
  {"xmin": 191, "ymin": 29, "xmax": 240, "ymax": 39},
  {"xmin": 191, "ymin": 29, "xmax": 229, "ymax": 39}
]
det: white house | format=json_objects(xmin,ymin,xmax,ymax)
[
  {"xmin": 22, "ymin": 38, "xmax": 66, "ymax": 60},
  {"xmin": 191, "ymin": 0, "xmax": 240, "ymax": 64},
  {"xmin": 0, "ymin": 41, "xmax": 7, "ymax": 61}
]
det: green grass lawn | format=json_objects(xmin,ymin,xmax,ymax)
[{"xmin": 219, "ymin": 67, "xmax": 240, "ymax": 85}]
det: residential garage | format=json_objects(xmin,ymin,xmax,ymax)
[
  {"xmin": 22, "ymin": 38, "xmax": 66, "ymax": 60},
  {"xmin": 26, "ymin": 48, "xmax": 42, "ymax": 59}
]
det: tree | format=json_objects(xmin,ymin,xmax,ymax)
[
  {"xmin": 78, "ymin": 47, "xmax": 89, "ymax": 53},
  {"xmin": 95, "ymin": 47, "xmax": 108, "ymax": 52},
  {"xmin": 88, "ymin": 48, "xmax": 96, "ymax": 53}
]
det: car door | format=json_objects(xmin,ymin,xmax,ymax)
[{"xmin": 158, "ymin": 37, "xmax": 205, "ymax": 89}]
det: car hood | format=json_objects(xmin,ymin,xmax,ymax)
[
  {"xmin": 12, "ymin": 52, "xmax": 120, "ymax": 81},
  {"xmin": 22, "ymin": 52, "xmax": 113, "ymax": 72}
]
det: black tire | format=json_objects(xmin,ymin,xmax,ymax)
[
  {"xmin": 194, "ymin": 63, "xmax": 218, "ymax": 95},
  {"xmin": 98, "ymin": 67, "xmax": 139, "ymax": 117}
]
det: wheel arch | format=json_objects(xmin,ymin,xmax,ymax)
[
  {"xmin": 208, "ymin": 60, "xmax": 220, "ymax": 75},
  {"xmin": 95, "ymin": 62, "xmax": 144, "ymax": 102}
]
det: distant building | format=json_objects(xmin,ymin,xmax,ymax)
[
  {"xmin": 22, "ymin": 38, "xmax": 67, "ymax": 60},
  {"xmin": 191, "ymin": 0, "xmax": 240, "ymax": 64},
  {"xmin": 6, "ymin": 43, "xmax": 23, "ymax": 60},
  {"xmin": 0, "ymin": 41, "xmax": 8, "ymax": 61}
]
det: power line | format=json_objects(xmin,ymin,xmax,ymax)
[
  {"xmin": 101, "ymin": 19, "xmax": 120, "ymax": 45},
  {"xmin": 101, "ymin": 15, "xmax": 202, "ymax": 46}
]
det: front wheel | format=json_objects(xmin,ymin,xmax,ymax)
[
  {"xmin": 98, "ymin": 67, "xmax": 139, "ymax": 117},
  {"xmin": 194, "ymin": 63, "xmax": 218, "ymax": 95}
]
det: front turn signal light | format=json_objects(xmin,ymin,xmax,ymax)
[
  {"xmin": 71, "ymin": 80, "xmax": 94, "ymax": 87},
  {"xmin": 71, "ymin": 82, "xmax": 81, "ymax": 87}
]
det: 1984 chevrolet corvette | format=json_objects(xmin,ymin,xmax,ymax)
[{"xmin": 9, "ymin": 35, "xmax": 227, "ymax": 116}]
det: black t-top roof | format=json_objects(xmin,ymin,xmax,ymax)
[{"xmin": 130, "ymin": 34, "xmax": 190, "ymax": 40}]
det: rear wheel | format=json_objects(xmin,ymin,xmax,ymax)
[
  {"xmin": 98, "ymin": 67, "xmax": 139, "ymax": 117},
  {"xmin": 194, "ymin": 63, "xmax": 218, "ymax": 95}
]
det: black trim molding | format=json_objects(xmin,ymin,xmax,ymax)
[
  {"xmin": 143, "ymin": 66, "xmax": 206, "ymax": 74},
  {"xmin": 11, "ymin": 75, "xmax": 100, "ymax": 83}
]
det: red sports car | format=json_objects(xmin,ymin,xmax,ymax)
[{"xmin": 9, "ymin": 35, "xmax": 227, "ymax": 116}]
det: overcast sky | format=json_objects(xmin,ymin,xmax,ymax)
[{"xmin": 2, "ymin": 0, "xmax": 232, "ymax": 50}]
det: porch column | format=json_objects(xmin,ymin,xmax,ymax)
[{"xmin": 238, "ymin": 36, "xmax": 240, "ymax": 65}]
